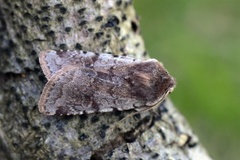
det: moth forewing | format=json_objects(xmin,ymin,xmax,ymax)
[{"xmin": 38, "ymin": 50, "xmax": 176, "ymax": 115}]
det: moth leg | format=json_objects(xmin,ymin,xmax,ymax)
[{"xmin": 108, "ymin": 98, "xmax": 167, "ymax": 134}]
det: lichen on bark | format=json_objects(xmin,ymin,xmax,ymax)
[{"xmin": 0, "ymin": 0, "xmax": 212, "ymax": 159}]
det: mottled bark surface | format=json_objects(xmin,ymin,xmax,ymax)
[{"xmin": 0, "ymin": 0, "xmax": 212, "ymax": 159}]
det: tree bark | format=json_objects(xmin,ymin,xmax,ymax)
[{"xmin": 0, "ymin": 0, "xmax": 212, "ymax": 159}]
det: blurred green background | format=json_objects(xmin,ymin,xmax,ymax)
[{"xmin": 134, "ymin": 1, "xmax": 240, "ymax": 160}]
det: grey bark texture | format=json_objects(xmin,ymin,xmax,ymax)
[{"xmin": 0, "ymin": 0, "xmax": 212, "ymax": 160}]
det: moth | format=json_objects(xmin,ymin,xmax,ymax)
[{"xmin": 38, "ymin": 50, "xmax": 175, "ymax": 115}]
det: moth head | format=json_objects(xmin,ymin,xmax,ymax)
[{"xmin": 126, "ymin": 59, "xmax": 176, "ymax": 106}]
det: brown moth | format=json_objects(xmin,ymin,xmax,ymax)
[{"xmin": 38, "ymin": 50, "xmax": 175, "ymax": 115}]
